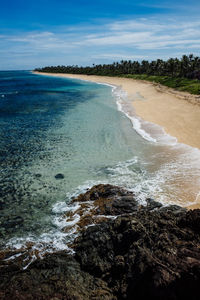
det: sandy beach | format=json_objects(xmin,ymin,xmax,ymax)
[
  {"xmin": 33, "ymin": 71, "xmax": 200, "ymax": 209},
  {"xmin": 34, "ymin": 72, "xmax": 200, "ymax": 150}
]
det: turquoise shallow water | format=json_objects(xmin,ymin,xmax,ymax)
[{"xmin": 0, "ymin": 71, "xmax": 200, "ymax": 253}]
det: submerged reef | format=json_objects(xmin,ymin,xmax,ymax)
[{"xmin": 1, "ymin": 184, "xmax": 200, "ymax": 299}]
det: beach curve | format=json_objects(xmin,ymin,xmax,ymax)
[
  {"xmin": 33, "ymin": 72, "xmax": 200, "ymax": 209},
  {"xmin": 33, "ymin": 71, "xmax": 200, "ymax": 150}
]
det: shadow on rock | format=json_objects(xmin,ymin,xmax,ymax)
[{"xmin": 0, "ymin": 184, "xmax": 200, "ymax": 300}]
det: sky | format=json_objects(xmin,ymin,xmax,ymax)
[{"xmin": 0, "ymin": 0, "xmax": 200, "ymax": 70}]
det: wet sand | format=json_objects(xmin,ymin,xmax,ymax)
[
  {"xmin": 33, "ymin": 72, "xmax": 200, "ymax": 209},
  {"xmin": 34, "ymin": 72, "xmax": 200, "ymax": 149}
]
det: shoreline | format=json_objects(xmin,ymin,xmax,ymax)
[
  {"xmin": 33, "ymin": 71, "xmax": 200, "ymax": 209},
  {"xmin": 1, "ymin": 184, "xmax": 200, "ymax": 299},
  {"xmin": 33, "ymin": 71, "xmax": 200, "ymax": 150}
]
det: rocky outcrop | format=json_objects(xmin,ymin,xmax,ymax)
[{"xmin": 0, "ymin": 184, "xmax": 200, "ymax": 299}]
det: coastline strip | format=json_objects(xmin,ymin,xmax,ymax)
[{"xmin": 33, "ymin": 71, "xmax": 200, "ymax": 150}]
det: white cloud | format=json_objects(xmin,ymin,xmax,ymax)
[
  {"xmin": 109, "ymin": 20, "xmax": 165, "ymax": 32},
  {"xmin": 79, "ymin": 18, "xmax": 200, "ymax": 50},
  {"xmin": 92, "ymin": 53, "xmax": 148, "ymax": 60},
  {"xmin": 1, "ymin": 16, "xmax": 200, "ymax": 69},
  {"xmin": 1, "ymin": 31, "xmax": 77, "ymax": 52},
  {"xmin": 84, "ymin": 32, "xmax": 152, "ymax": 46}
]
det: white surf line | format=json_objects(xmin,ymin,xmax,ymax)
[
  {"xmin": 34, "ymin": 72, "xmax": 160, "ymax": 144},
  {"xmin": 33, "ymin": 72, "xmax": 200, "ymax": 207}
]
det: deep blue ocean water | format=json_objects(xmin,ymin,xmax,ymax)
[{"xmin": 0, "ymin": 71, "xmax": 200, "ymax": 253}]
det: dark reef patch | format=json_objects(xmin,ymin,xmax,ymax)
[
  {"xmin": 0, "ymin": 184, "xmax": 200, "ymax": 300},
  {"xmin": 55, "ymin": 173, "xmax": 65, "ymax": 179}
]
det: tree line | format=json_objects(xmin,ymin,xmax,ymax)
[{"xmin": 35, "ymin": 54, "xmax": 200, "ymax": 80}]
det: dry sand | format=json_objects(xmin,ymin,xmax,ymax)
[
  {"xmin": 34, "ymin": 72, "xmax": 200, "ymax": 149},
  {"xmin": 33, "ymin": 72, "xmax": 200, "ymax": 209}
]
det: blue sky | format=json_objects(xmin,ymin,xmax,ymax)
[{"xmin": 0, "ymin": 0, "xmax": 200, "ymax": 70}]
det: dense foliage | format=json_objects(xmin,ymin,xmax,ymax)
[
  {"xmin": 123, "ymin": 74, "xmax": 200, "ymax": 94},
  {"xmin": 35, "ymin": 54, "xmax": 200, "ymax": 94},
  {"xmin": 35, "ymin": 54, "xmax": 200, "ymax": 79}
]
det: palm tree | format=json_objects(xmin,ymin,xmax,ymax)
[{"xmin": 35, "ymin": 54, "xmax": 200, "ymax": 81}]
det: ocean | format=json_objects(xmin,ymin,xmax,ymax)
[{"xmin": 0, "ymin": 71, "xmax": 200, "ymax": 261}]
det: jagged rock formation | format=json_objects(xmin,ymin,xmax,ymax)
[{"xmin": 0, "ymin": 184, "xmax": 200, "ymax": 299}]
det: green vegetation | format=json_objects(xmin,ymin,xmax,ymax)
[
  {"xmin": 35, "ymin": 54, "xmax": 200, "ymax": 95},
  {"xmin": 122, "ymin": 74, "xmax": 200, "ymax": 94}
]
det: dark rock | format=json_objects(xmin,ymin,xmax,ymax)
[
  {"xmin": 0, "ymin": 252, "xmax": 115, "ymax": 300},
  {"xmin": 55, "ymin": 173, "xmax": 64, "ymax": 179},
  {"xmin": 0, "ymin": 184, "xmax": 200, "ymax": 300},
  {"xmin": 75, "ymin": 184, "xmax": 135, "ymax": 202},
  {"xmin": 178, "ymin": 209, "xmax": 200, "ymax": 232},
  {"xmin": 74, "ymin": 184, "xmax": 138, "ymax": 216},
  {"xmin": 35, "ymin": 173, "xmax": 42, "ymax": 178},
  {"xmin": 75, "ymin": 209, "xmax": 200, "ymax": 299},
  {"xmin": 146, "ymin": 198, "xmax": 162, "ymax": 210}
]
